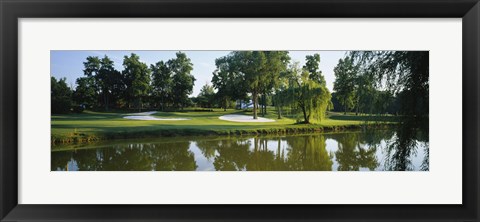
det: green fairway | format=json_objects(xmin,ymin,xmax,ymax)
[{"xmin": 51, "ymin": 109, "xmax": 399, "ymax": 145}]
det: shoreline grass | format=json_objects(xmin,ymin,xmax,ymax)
[{"xmin": 51, "ymin": 109, "xmax": 400, "ymax": 145}]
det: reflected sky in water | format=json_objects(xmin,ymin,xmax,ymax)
[{"xmin": 52, "ymin": 129, "xmax": 428, "ymax": 171}]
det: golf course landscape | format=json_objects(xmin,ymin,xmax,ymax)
[{"xmin": 51, "ymin": 50, "xmax": 428, "ymax": 171}]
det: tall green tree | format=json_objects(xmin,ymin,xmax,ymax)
[
  {"xmin": 303, "ymin": 53, "xmax": 325, "ymax": 84},
  {"xmin": 197, "ymin": 83, "xmax": 215, "ymax": 108},
  {"xmin": 151, "ymin": 60, "xmax": 173, "ymax": 110},
  {"xmin": 82, "ymin": 55, "xmax": 123, "ymax": 110},
  {"xmin": 169, "ymin": 52, "xmax": 196, "ymax": 109},
  {"xmin": 73, "ymin": 77, "xmax": 96, "ymax": 108},
  {"xmin": 353, "ymin": 70, "xmax": 375, "ymax": 115},
  {"xmin": 333, "ymin": 56, "xmax": 357, "ymax": 114},
  {"xmin": 272, "ymin": 71, "xmax": 291, "ymax": 119},
  {"xmin": 259, "ymin": 51, "xmax": 290, "ymax": 116},
  {"xmin": 232, "ymin": 51, "xmax": 266, "ymax": 119},
  {"xmin": 211, "ymin": 55, "xmax": 248, "ymax": 111},
  {"xmin": 51, "ymin": 76, "xmax": 73, "ymax": 114},
  {"xmin": 225, "ymin": 51, "xmax": 289, "ymax": 119},
  {"xmin": 97, "ymin": 56, "xmax": 122, "ymax": 111},
  {"xmin": 82, "ymin": 56, "xmax": 101, "ymax": 107},
  {"xmin": 122, "ymin": 53, "xmax": 151, "ymax": 111},
  {"xmin": 83, "ymin": 56, "xmax": 101, "ymax": 79}
]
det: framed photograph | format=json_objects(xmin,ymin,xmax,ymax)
[{"xmin": 1, "ymin": 0, "xmax": 479, "ymax": 221}]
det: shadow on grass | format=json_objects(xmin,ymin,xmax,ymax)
[{"xmin": 51, "ymin": 115, "xmax": 121, "ymax": 121}]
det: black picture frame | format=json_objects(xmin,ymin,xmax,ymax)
[{"xmin": 1, "ymin": 0, "xmax": 479, "ymax": 221}]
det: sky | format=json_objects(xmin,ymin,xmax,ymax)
[{"xmin": 51, "ymin": 50, "xmax": 347, "ymax": 96}]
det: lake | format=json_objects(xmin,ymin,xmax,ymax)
[{"xmin": 51, "ymin": 129, "xmax": 428, "ymax": 171}]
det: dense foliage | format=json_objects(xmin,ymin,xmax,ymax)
[
  {"xmin": 52, "ymin": 50, "xmax": 428, "ymax": 126},
  {"xmin": 53, "ymin": 52, "xmax": 196, "ymax": 113},
  {"xmin": 51, "ymin": 77, "xmax": 73, "ymax": 114}
]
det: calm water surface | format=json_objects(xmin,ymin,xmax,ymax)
[{"xmin": 52, "ymin": 129, "xmax": 428, "ymax": 171}]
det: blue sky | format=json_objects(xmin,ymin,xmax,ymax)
[{"xmin": 51, "ymin": 50, "xmax": 346, "ymax": 96}]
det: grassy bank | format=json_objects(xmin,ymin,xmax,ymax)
[{"xmin": 51, "ymin": 109, "xmax": 400, "ymax": 145}]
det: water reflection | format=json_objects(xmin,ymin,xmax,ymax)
[{"xmin": 52, "ymin": 129, "xmax": 428, "ymax": 171}]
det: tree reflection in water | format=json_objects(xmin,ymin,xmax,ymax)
[
  {"xmin": 383, "ymin": 118, "xmax": 429, "ymax": 171},
  {"xmin": 52, "ymin": 129, "xmax": 428, "ymax": 171},
  {"xmin": 329, "ymin": 132, "xmax": 379, "ymax": 171},
  {"xmin": 52, "ymin": 141, "xmax": 196, "ymax": 171}
]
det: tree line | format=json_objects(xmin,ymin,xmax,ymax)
[
  {"xmin": 206, "ymin": 51, "xmax": 332, "ymax": 123},
  {"xmin": 51, "ymin": 52, "xmax": 196, "ymax": 113},
  {"xmin": 203, "ymin": 51, "xmax": 428, "ymax": 123},
  {"xmin": 52, "ymin": 51, "xmax": 428, "ymax": 126}
]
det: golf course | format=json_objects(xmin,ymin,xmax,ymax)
[{"xmin": 51, "ymin": 109, "xmax": 399, "ymax": 145}]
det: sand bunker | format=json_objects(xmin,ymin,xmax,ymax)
[
  {"xmin": 124, "ymin": 111, "xmax": 157, "ymax": 116},
  {"xmin": 123, "ymin": 116, "xmax": 189, "ymax": 121},
  {"xmin": 219, "ymin": 114, "xmax": 275, "ymax": 123},
  {"xmin": 123, "ymin": 111, "xmax": 189, "ymax": 121}
]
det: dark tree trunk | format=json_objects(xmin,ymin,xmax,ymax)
[
  {"xmin": 264, "ymin": 94, "xmax": 267, "ymax": 116},
  {"xmin": 253, "ymin": 90, "xmax": 258, "ymax": 119},
  {"xmin": 224, "ymin": 97, "xmax": 227, "ymax": 111},
  {"xmin": 277, "ymin": 139, "xmax": 281, "ymax": 154},
  {"xmin": 261, "ymin": 94, "xmax": 266, "ymax": 117},
  {"xmin": 103, "ymin": 92, "xmax": 109, "ymax": 111},
  {"xmin": 301, "ymin": 103, "xmax": 309, "ymax": 124},
  {"xmin": 276, "ymin": 99, "xmax": 282, "ymax": 119},
  {"xmin": 355, "ymin": 97, "xmax": 359, "ymax": 116}
]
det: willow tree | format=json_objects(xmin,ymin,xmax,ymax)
[
  {"xmin": 350, "ymin": 51, "xmax": 430, "ymax": 171},
  {"xmin": 283, "ymin": 60, "xmax": 331, "ymax": 124},
  {"xmin": 349, "ymin": 51, "xmax": 429, "ymax": 118},
  {"xmin": 296, "ymin": 70, "xmax": 332, "ymax": 123}
]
